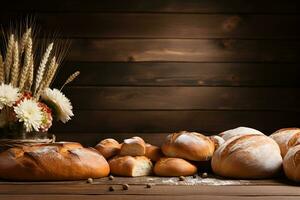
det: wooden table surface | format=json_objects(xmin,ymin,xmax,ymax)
[{"xmin": 0, "ymin": 176, "xmax": 299, "ymax": 200}]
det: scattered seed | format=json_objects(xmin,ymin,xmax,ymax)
[
  {"xmin": 202, "ymin": 172, "xmax": 208, "ymax": 178},
  {"xmin": 193, "ymin": 174, "xmax": 197, "ymax": 178},
  {"xmin": 108, "ymin": 175, "xmax": 114, "ymax": 180},
  {"xmin": 87, "ymin": 178, "xmax": 93, "ymax": 183},
  {"xmin": 179, "ymin": 176, "xmax": 185, "ymax": 181},
  {"xmin": 146, "ymin": 183, "xmax": 152, "ymax": 188},
  {"xmin": 122, "ymin": 184, "xmax": 129, "ymax": 190},
  {"xmin": 109, "ymin": 186, "xmax": 114, "ymax": 191}
]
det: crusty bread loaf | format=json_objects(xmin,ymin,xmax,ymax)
[
  {"xmin": 145, "ymin": 143, "xmax": 163, "ymax": 162},
  {"xmin": 212, "ymin": 134, "xmax": 282, "ymax": 179},
  {"xmin": 95, "ymin": 138, "xmax": 121, "ymax": 159},
  {"xmin": 161, "ymin": 131, "xmax": 215, "ymax": 161},
  {"xmin": 270, "ymin": 128, "xmax": 300, "ymax": 157},
  {"xmin": 209, "ymin": 135, "xmax": 225, "ymax": 150},
  {"xmin": 120, "ymin": 136, "xmax": 146, "ymax": 156},
  {"xmin": 0, "ymin": 142, "xmax": 110, "ymax": 181},
  {"xmin": 283, "ymin": 145, "xmax": 300, "ymax": 182},
  {"xmin": 219, "ymin": 127, "xmax": 264, "ymax": 141},
  {"xmin": 109, "ymin": 156, "xmax": 153, "ymax": 177},
  {"xmin": 154, "ymin": 157, "xmax": 197, "ymax": 176}
]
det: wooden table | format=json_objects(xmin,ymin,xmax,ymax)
[{"xmin": 0, "ymin": 176, "xmax": 299, "ymax": 200}]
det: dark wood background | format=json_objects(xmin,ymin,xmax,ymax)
[{"xmin": 1, "ymin": 0, "xmax": 300, "ymax": 146}]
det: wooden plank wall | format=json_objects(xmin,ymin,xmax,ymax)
[{"xmin": 1, "ymin": 0, "xmax": 300, "ymax": 146}]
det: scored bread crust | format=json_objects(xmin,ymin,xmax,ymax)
[
  {"xmin": 283, "ymin": 145, "xmax": 300, "ymax": 182},
  {"xmin": 0, "ymin": 142, "xmax": 110, "ymax": 181},
  {"xmin": 120, "ymin": 136, "xmax": 146, "ymax": 156},
  {"xmin": 212, "ymin": 134, "xmax": 282, "ymax": 179},
  {"xmin": 161, "ymin": 131, "xmax": 215, "ymax": 161},
  {"xmin": 219, "ymin": 127, "xmax": 264, "ymax": 141},
  {"xmin": 109, "ymin": 155, "xmax": 153, "ymax": 177},
  {"xmin": 270, "ymin": 128, "xmax": 300, "ymax": 157},
  {"xmin": 95, "ymin": 138, "xmax": 121, "ymax": 159},
  {"xmin": 145, "ymin": 143, "xmax": 163, "ymax": 162},
  {"xmin": 154, "ymin": 157, "xmax": 197, "ymax": 176}
]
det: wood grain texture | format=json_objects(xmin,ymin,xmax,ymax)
[
  {"xmin": 67, "ymin": 39, "xmax": 300, "ymax": 62},
  {"xmin": 63, "ymin": 87, "xmax": 300, "ymax": 111},
  {"xmin": 56, "ymin": 62, "xmax": 300, "ymax": 87},
  {"xmin": 51, "ymin": 110, "xmax": 300, "ymax": 134},
  {"xmin": 1, "ymin": 0, "xmax": 299, "ymax": 13}
]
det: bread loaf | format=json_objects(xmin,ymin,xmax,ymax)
[
  {"xmin": 120, "ymin": 136, "xmax": 146, "ymax": 156},
  {"xmin": 0, "ymin": 142, "xmax": 110, "ymax": 181},
  {"xmin": 162, "ymin": 131, "xmax": 215, "ymax": 161},
  {"xmin": 109, "ymin": 156, "xmax": 153, "ymax": 177},
  {"xmin": 283, "ymin": 145, "xmax": 300, "ymax": 182},
  {"xmin": 209, "ymin": 135, "xmax": 225, "ymax": 150},
  {"xmin": 154, "ymin": 157, "xmax": 197, "ymax": 176},
  {"xmin": 212, "ymin": 134, "xmax": 282, "ymax": 179},
  {"xmin": 95, "ymin": 138, "xmax": 121, "ymax": 159},
  {"xmin": 219, "ymin": 127, "xmax": 263, "ymax": 141},
  {"xmin": 270, "ymin": 128, "xmax": 300, "ymax": 157},
  {"xmin": 145, "ymin": 144, "xmax": 163, "ymax": 162}
]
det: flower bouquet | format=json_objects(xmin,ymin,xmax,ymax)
[{"xmin": 0, "ymin": 23, "xmax": 79, "ymax": 148}]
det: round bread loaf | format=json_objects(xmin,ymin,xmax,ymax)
[
  {"xmin": 283, "ymin": 145, "xmax": 300, "ymax": 182},
  {"xmin": 270, "ymin": 128, "xmax": 300, "ymax": 157},
  {"xmin": 161, "ymin": 131, "xmax": 215, "ymax": 161},
  {"xmin": 212, "ymin": 134, "xmax": 282, "ymax": 179},
  {"xmin": 209, "ymin": 135, "xmax": 225, "ymax": 150},
  {"xmin": 0, "ymin": 142, "xmax": 110, "ymax": 181},
  {"xmin": 120, "ymin": 136, "xmax": 146, "ymax": 156},
  {"xmin": 145, "ymin": 144, "xmax": 163, "ymax": 162},
  {"xmin": 95, "ymin": 138, "xmax": 121, "ymax": 159},
  {"xmin": 219, "ymin": 127, "xmax": 264, "ymax": 141},
  {"xmin": 109, "ymin": 156, "xmax": 153, "ymax": 177},
  {"xmin": 154, "ymin": 157, "xmax": 197, "ymax": 176}
]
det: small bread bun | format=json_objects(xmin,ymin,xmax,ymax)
[
  {"xmin": 145, "ymin": 144, "xmax": 163, "ymax": 162},
  {"xmin": 162, "ymin": 131, "xmax": 215, "ymax": 161},
  {"xmin": 120, "ymin": 137, "xmax": 146, "ymax": 156},
  {"xmin": 0, "ymin": 142, "xmax": 110, "ymax": 181},
  {"xmin": 283, "ymin": 145, "xmax": 300, "ymax": 182},
  {"xmin": 270, "ymin": 128, "xmax": 300, "ymax": 157},
  {"xmin": 154, "ymin": 157, "xmax": 197, "ymax": 176},
  {"xmin": 209, "ymin": 135, "xmax": 225, "ymax": 150},
  {"xmin": 109, "ymin": 156, "xmax": 153, "ymax": 177},
  {"xmin": 219, "ymin": 127, "xmax": 264, "ymax": 141},
  {"xmin": 95, "ymin": 138, "xmax": 121, "ymax": 159},
  {"xmin": 212, "ymin": 134, "xmax": 282, "ymax": 179}
]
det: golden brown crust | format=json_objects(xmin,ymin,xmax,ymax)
[
  {"xmin": 95, "ymin": 138, "xmax": 121, "ymax": 159},
  {"xmin": 154, "ymin": 157, "xmax": 197, "ymax": 176},
  {"xmin": 145, "ymin": 144, "xmax": 163, "ymax": 162},
  {"xmin": 0, "ymin": 142, "xmax": 110, "ymax": 181},
  {"xmin": 283, "ymin": 145, "xmax": 300, "ymax": 182},
  {"xmin": 162, "ymin": 131, "xmax": 215, "ymax": 161},
  {"xmin": 120, "ymin": 136, "xmax": 146, "ymax": 156}
]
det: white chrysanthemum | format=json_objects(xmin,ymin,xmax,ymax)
[
  {"xmin": 41, "ymin": 88, "xmax": 73, "ymax": 123},
  {"xmin": 0, "ymin": 84, "xmax": 20, "ymax": 109},
  {"xmin": 14, "ymin": 99, "xmax": 43, "ymax": 132}
]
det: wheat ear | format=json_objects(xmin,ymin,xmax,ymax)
[
  {"xmin": 24, "ymin": 54, "xmax": 34, "ymax": 90},
  {"xmin": 19, "ymin": 28, "xmax": 32, "ymax": 54},
  {"xmin": 0, "ymin": 54, "xmax": 4, "ymax": 83},
  {"xmin": 60, "ymin": 71, "xmax": 80, "ymax": 91},
  {"xmin": 10, "ymin": 41, "xmax": 20, "ymax": 86},
  {"xmin": 34, "ymin": 42, "xmax": 53, "ymax": 94},
  {"xmin": 44, "ymin": 61, "xmax": 59, "ymax": 89},
  {"xmin": 19, "ymin": 37, "xmax": 32, "ymax": 90},
  {"xmin": 4, "ymin": 34, "xmax": 14, "ymax": 83}
]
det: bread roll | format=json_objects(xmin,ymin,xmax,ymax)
[
  {"xmin": 95, "ymin": 138, "xmax": 121, "ymax": 159},
  {"xmin": 145, "ymin": 144, "xmax": 163, "ymax": 162},
  {"xmin": 120, "ymin": 136, "xmax": 146, "ymax": 156},
  {"xmin": 212, "ymin": 134, "xmax": 282, "ymax": 179},
  {"xmin": 109, "ymin": 156, "xmax": 153, "ymax": 177},
  {"xmin": 283, "ymin": 145, "xmax": 300, "ymax": 182},
  {"xmin": 270, "ymin": 128, "xmax": 300, "ymax": 157},
  {"xmin": 162, "ymin": 131, "xmax": 215, "ymax": 161},
  {"xmin": 154, "ymin": 157, "xmax": 197, "ymax": 176},
  {"xmin": 219, "ymin": 127, "xmax": 263, "ymax": 141},
  {"xmin": 209, "ymin": 135, "xmax": 225, "ymax": 150},
  {"xmin": 0, "ymin": 142, "xmax": 110, "ymax": 181}
]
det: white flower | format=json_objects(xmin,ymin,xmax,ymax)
[
  {"xmin": 14, "ymin": 99, "xmax": 43, "ymax": 132},
  {"xmin": 0, "ymin": 84, "xmax": 20, "ymax": 109},
  {"xmin": 41, "ymin": 88, "xmax": 73, "ymax": 123}
]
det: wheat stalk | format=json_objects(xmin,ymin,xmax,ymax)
[
  {"xmin": 19, "ymin": 28, "xmax": 31, "ymax": 54},
  {"xmin": 4, "ymin": 34, "xmax": 15, "ymax": 83},
  {"xmin": 10, "ymin": 41, "xmax": 20, "ymax": 86},
  {"xmin": 0, "ymin": 54, "xmax": 4, "ymax": 83},
  {"xmin": 24, "ymin": 54, "xmax": 34, "ymax": 90},
  {"xmin": 60, "ymin": 71, "xmax": 80, "ymax": 91},
  {"xmin": 34, "ymin": 42, "xmax": 53, "ymax": 94},
  {"xmin": 19, "ymin": 37, "xmax": 32, "ymax": 89}
]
